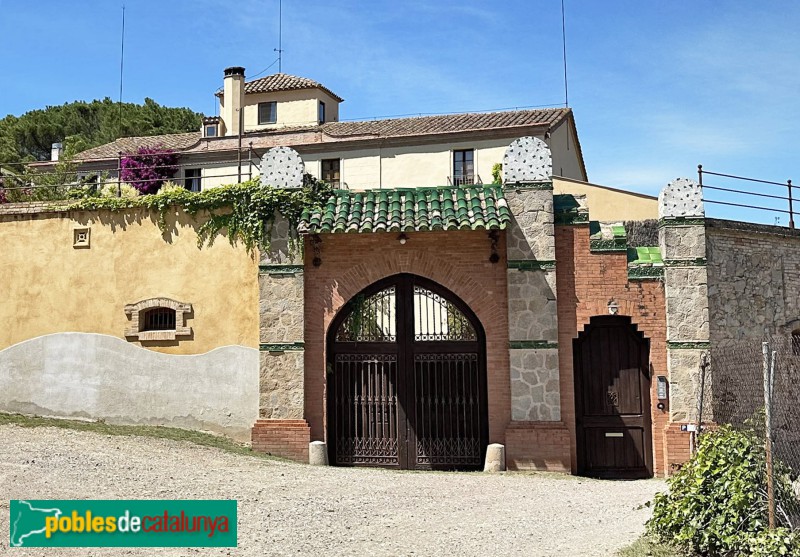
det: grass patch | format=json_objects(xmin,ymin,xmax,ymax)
[
  {"xmin": 0, "ymin": 412, "xmax": 279, "ymax": 461},
  {"xmin": 617, "ymin": 535, "xmax": 684, "ymax": 557}
]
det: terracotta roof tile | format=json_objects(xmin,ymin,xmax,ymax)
[
  {"xmin": 322, "ymin": 108, "xmax": 568, "ymax": 138},
  {"xmin": 73, "ymin": 108, "xmax": 571, "ymax": 161},
  {"xmin": 74, "ymin": 132, "xmax": 200, "ymax": 161},
  {"xmin": 240, "ymin": 73, "xmax": 344, "ymax": 102}
]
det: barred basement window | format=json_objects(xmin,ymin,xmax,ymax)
[
  {"xmin": 124, "ymin": 298, "xmax": 192, "ymax": 342},
  {"xmin": 142, "ymin": 307, "xmax": 176, "ymax": 331},
  {"xmin": 792, "ymin": 330, "xmax": 800, "ymax": 356}
]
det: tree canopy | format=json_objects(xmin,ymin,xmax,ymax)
[{"xmin": 0, "ymin": 98, "xmax": 203, "ymax": 166}]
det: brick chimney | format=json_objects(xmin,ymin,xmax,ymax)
[{"xmin": 221, "ymin": 66, "xmax": 245, "ymax": 137}]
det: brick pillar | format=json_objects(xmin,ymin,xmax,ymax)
[
  {"xmin": 502, "ymin": 136, "xmax": 569, "ymax": 471},
  {"xmin": 251, "ymin": 172, "xmax": 311, "ymax": 460},
  {"xmin": 659, "ymin": 178, "xmax": 709, "ymax": 472}
]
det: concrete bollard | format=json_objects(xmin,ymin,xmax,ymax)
[
  {"xmin": 484, "ymin": 443, "xmax": 506, "ymax": 472},
  {"xmin": 309, "ymin": 440, "xmax": 329, "ymax": 465}
]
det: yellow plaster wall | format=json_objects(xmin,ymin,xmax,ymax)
[
  {"xmin": 0, "ymin": 208, "xmax": 259, "ymax": 354},
  {"xmin": 301, "ymin": 137, "xmax": 524, "ymax": 190},
  {"xmin": 241, "ymin": 90, "xmax": 339, "ymax": 132},
  {"xmin": 553, "ymin": 176, "xmax": 658, "ymax": 221},
  {"xmin": 551, "ymin": 121, "xmax": 586, "ymax": 181}
]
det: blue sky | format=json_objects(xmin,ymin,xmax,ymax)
[{"xmin": 1, "ymin": 1, "xmax": 797, "ymax": 222}]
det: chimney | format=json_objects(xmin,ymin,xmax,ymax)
[
  {"xmin": 51, "ymin": 142, "xmax": 63, "ymax": 161},
  {"xmin": 221, "ymin": 66, "xmax": 245, "ymax": 137}
]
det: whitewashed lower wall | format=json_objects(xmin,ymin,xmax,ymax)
[{"xmin": 0, "ymin": 333, "xmax": 259, "ymax": 441}]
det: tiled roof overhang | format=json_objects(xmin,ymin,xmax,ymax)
[{"xmin": 299, "ymin": 186, "xmax": 510, "ymax": 234}]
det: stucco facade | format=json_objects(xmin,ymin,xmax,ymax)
[
  {"xmin": 553, "ymin": 176, "xmax": 658, "ymax": 221},
  {"xmin": 0, "ymin": 206, "xmax": 259, "ymax": 354}
]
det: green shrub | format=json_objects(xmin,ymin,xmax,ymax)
[
  {"xmin": 491, "ymin": 162, "xmax": 502, "ymax": 184},
  {"xmin": 746, "ymin": 528, "xmax": 800, "ymax": 557},
  {"xmin": 647, "ymin": 425, "xmax": 798, "ymax": 556}
]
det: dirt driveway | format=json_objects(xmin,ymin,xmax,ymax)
[{"xmin": 0, "ymin": 425, "xmax": 663, "ymax": 556}]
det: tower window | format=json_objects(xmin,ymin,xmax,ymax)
[{"xmin": 258, "ymin": 102, "xmax": 277, "ymax": 125}]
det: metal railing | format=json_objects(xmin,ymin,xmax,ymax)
[
  {"xmin": 446, "ymin": 174, "xmax": 483, "ymax": 187},
  {"xmin": 699, "ymin": 165, "xmax": 796, "ymax": 228}
]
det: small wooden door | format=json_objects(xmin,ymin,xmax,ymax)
[{"xmin": 573, "ymin": 316, "xmax": 653, "ymax": 479}]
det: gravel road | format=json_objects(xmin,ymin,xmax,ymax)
[{"xmin": 0, "ymin": 425, "xmax": 663, "ymax": 556}]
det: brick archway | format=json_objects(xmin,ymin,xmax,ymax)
[{"xmin": 303, "ymin": 230, "xmax": 510, "ymax": 444}]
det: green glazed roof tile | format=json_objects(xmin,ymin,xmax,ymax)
[
  {"xmin": 628, "ymin": 246, "xmax": 664, "ymax": 266},
  {"xmin": 299, "ymin": 185, "xmax": 510, "ymax": 234}
]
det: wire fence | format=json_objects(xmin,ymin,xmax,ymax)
[{"xmin": 703, "ymin": 335, "xmax": 800, "ymax": 529}]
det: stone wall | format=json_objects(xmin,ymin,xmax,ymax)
[
  {"xmin": 257, "ymin": 213, "xmax": 306, "ymax": 420},
  {"xmin": 505, "ymin": 186, "xmax": 561, "ymax": 423},
  {"xmin": 706, "ymin": 220, "xmax": 800, "ymax": 341},
  {"xmin": 659, "ymin": 179, "xmax": 709, "ymax": 424},
  {"xmin": 705, "ymin": 220, "xmax": 800, "ymax": 471},
  {"xmin": 253, "ymin": 211, "xmax": 310, "ymax": 458}
]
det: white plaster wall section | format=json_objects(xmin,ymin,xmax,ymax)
[
  {"xmin": 0, "ymin": 333, "xmax": 259, "ymax": 441},
  {"xmin": 659, "ymin": 178, "xmax": 704, "ymax": 219},
  {"xmin": 502, "ymin": 136, "xmax": 552, "ymax": 183},
  {"xmin": 260, "ymin": 146, "xmax": 305, "ymax": 189}
]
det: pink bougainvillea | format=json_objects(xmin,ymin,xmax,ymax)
[{"xmin": 120, "ymin": 146, "xmax": 179, "ymax": 194}]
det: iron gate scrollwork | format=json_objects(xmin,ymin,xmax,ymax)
[{"xmin": 327, "ymin": 274, "xmax": 488, "ymax": 470}]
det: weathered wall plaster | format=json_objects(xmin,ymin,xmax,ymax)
[{"xmin": 0, "ymin": 333, "xmax": 258, "ymax": 441}]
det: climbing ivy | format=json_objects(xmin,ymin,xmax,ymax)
[{"xmin": 65, "ymin": 177, "xmax": 332, "ymax": 255}]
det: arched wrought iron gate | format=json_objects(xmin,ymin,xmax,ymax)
[{"xmin": 327, "ymin": 274, "xmax": 488, "ymax": 470}]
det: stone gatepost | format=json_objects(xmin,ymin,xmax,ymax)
[
  {"xmin": 502, "ymin": 137, "xmax": 568, "ymax": 470},
  {"xmin": 659, "ymin": 178, "xmax": 709, "ymax": 468},
  {"xmin": 251, "ymin": 147, "xmax": 311, "ymax": 462}
]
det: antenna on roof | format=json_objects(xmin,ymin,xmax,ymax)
[
  {"xmin": 561, "ymin": 0, "xmax": 569, "ymax": 108},
  {"xmin": 273, "ymin": 0, "xmax": 283, "ymax": 73},
  {"xmin": 118, "ymin": 4, "xmax": 126, "ymax": 138}
]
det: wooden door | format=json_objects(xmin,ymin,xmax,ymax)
[
  {"xmin": 327, "ymin": 274, "xmax": 487, "ymax": 470},
  {"xmin": 573, "ymin": 316, "xmax": 653, "ymax": 479}
]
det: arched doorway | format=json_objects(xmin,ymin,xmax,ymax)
[
  {"xmin": 573, "ymin": 315, "xmax": 653, "ymax": 479},
  {"xmin": 327, "ymin": 274, "xmax": 488, "ymax": 470}
]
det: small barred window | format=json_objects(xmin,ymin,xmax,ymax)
[
  {"xmin": 142, "ymin": 307, "xmax": 177, "ymax": 331},
  {"xmin": 124, "ymin": 298, "xmax": 192, "ymax": 342}
]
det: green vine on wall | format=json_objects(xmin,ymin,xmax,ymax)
[{"xmin": 64, "ymin": 178, "xmax": 332, "ymax": 255}]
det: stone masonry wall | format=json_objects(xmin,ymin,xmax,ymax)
[
  {"xmin": 706, "ymin": 220, "xmax": 800, "ymax": 341},
  {"xmin": 257, "ymin": 215, "xmax": 305, "ymax": 420},
  {"xmin": 659, "ymin": 179, "xmax": 709, "ymax": 426},
  {"xmin": 705, "ymin": 220, "xmax": 800, "ymax": 471},
  {"xmin": 505, "ymin": 186, "xmax": 561, "ymax": 423},
  {"xmin": 253, "ymin": 212, "xmax": 311, "ymax": 459}
]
